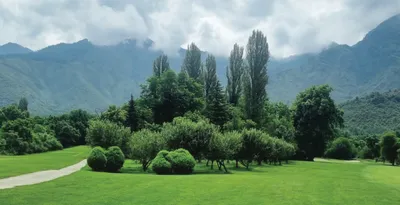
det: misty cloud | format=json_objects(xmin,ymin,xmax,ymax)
[{"xmin": 0, "ymin": 0, "xmax": 399, "ymax": 57}]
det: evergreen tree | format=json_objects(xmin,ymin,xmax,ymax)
[
  {"xmin": 181, "ymin": 42, "xmax": 202, "ymax": 81},
  {"xmin": 126, "ymin": 94, "xmax": 138, "ymax": 132},
  {"xmin": 204, "ymin": 54, "xmax": 217, "ymax": 100},
  {"xmin": 153, "ymin": 54, "xmax": 170, "ymax": 77},
  {"xmin": 205, "ymin": 80, "xmax": 230, "ymax": 127},
  {"xmin": 243, "ymin": 30, "xmax": 269, "ymax": 124},
  {"xmin": 18, "ymin": 97, "xmax": 28, "ymax": 111},
  {"xmin": 226, "ymin": 43, "xmax": 244, "ymax": 106}
]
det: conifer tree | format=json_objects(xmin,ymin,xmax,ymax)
[
  {"xmin": 181, "ymin": 43, "xmax": 202, "ymax": 81},
  {"xmin": 126, "ymin": 94, "xmax": 138, "ymax": 132},
  {"xmin": 204, "ymin": 54, "xmax": 217, "ymax": 100},
  {"xmin": 205, "ymin": 80, "xmax": 230, "ymax": 127}
]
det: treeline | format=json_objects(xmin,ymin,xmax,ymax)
[{"xmin": 2, "ymin": 29, "xmax": 399, "ymax": 173}]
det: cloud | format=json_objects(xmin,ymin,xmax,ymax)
[{"xmin": 0, "ymin": 0, "xmax": 399, "ymax": 57}]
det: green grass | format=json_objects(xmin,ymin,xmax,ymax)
[
  {"xmin": 0, "ymin": 146, "xmax": 89, "ymax": 179},
  {"xmin": 1, "ymin": 159, "xmax": 399, "ymax": 205}
]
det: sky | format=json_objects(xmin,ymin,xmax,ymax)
[{"xmin": 0, "ymin": 0, "xmax": 399, "ymax": 58}]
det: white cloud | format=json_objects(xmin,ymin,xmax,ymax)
[{"xmin": 0, "ymin": 0, "xmax": 399, "ymax": 57}]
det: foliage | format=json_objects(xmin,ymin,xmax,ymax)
[
  {"xmin": 340, "ymin": 90, "xmax": 400, "ymax": 135},
  {"xmin": 293, "ymin": 84, "xmax": 344, "ymax": 161},
  {"xmin": 166, "ymin": 148, "xmax": 196, "ymax": 174},
  {"xmin": 100, "ymin": 105, "xmax": 127, "ymax": 126},
  {"xmin": 223, "ymin": 106, "xmax": 256, "ymax": 131},
  {"xmin": 243, "ymin": 30, "xmax": 269, "ymax": 124},
  {"xmin": 54, "ymin": 120, "xmax": 80, "ymax": 148},
  {"xmin": 18, "ymin": 97, "xmax": 28, "ymax": 112},
  {"xmin": 181, "ymin": 42, "xmax": 202, "ymax": 81},
  {"xmin": 237, "ymin": 129, "xmax": 270, "ymax": 169},
  {"xmin": 162, "ymin": 117, "xmax": 218, "ymax": 161},
  {"xmin": 204, "ymin": 54, "xmax": 217, "ymax": 99},
  {"xmin": 226, "ymin": 43, "xmax": 244, "ymax": 106},
  {"xmin": 105, "ymin": 146, "xmax": 125, "ymax": 172},
  {"xmin": 204, "ymin": 80, "xmax": 230, "ymax": 127},
  {"xmin": 263, "ymin": 102, "xmax": 295, "ymax": 142},
  {"xmin": 1, "ymin": 118, "xmax": 33, "ymax": 155},
  {"xmin": 0, "ymin": 104, "xmax": 29, "ymax": 127},
  {"xmin": 125, "ymin": 95, "xmax": 138, "ymax": 132},
  {"xmin": 30, "ymin": 133, "xmax": 63, "ymax": 153},
  {"xmin": 324, "ymin": 137, "xmax": 357, "ymax": 160},
  {"xmin": 86, "ymin": 120, "xmax": 131, "ymax": 156},
  {"xmin": 87, "ymin": 147, "xmax": 107, "ymax": 171},
  {"xmin": 151, "ymin": 150, "xmax": 172, "ymax": 175},
  {"xmin": 153, "ymin": 54, "xmax": 170, "ymax": 77},
  {"xmin": 207, "ymin": 131, "xmax": 242, "ymax": 172},
  {"xmin": 380, "ymin": 131, "xmax": 400, "ymax": 165},
  {"xmin": 130, "ymin": 129, "xmax": 166, "ymax": 171}
]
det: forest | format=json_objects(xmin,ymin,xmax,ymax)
[{"xmin": 1, "ymin": 30, "xmax": 400, "ymax": 175}]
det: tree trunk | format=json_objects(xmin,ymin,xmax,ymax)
[
  {"xmin": 211, "ymin": 160, "xmax": 214, "ymax": 170},
  {"xmin": 257, "ymin": 160, "xmax": 262, "ymax": 165},
  {"xmin": 235, "ymin": 160, "xmax": 239, "ymax": 168},
  {"xmin": 206, "ymin": 160, "xmax": 210, "ymax": 166}
]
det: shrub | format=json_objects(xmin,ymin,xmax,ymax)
[
  {"xmin": 325, "ymin": 137, "xmax": 356, "ymax": 160},
  {"xmin": 166, "ymin": 148, "xmax": 196, "ymax": 174},
  {"xmin": 237, "ymin": 129, "xmax": 270, "ymax": 168},
  {"xmin": 86, "ymin": 120, "xmax": 131, "ymax": 156},
  {"xmin": 152, "ymin": 154, "xmax": 172, "ymax": 175},
  {"xmin": 105, "ymin": 146, "xmax": 125, "ymax": 172},
  {"xmin": 31, "ymin": 133, "xmax": 63, "ymax": 153},
  {"xmin": 130, "ymin": 129, "xmax": 166, "ymax": 171},
  {"xmin": 87, "ymin": 147, "xmax": 107, "ymax": 171},
  {"xmin": 54, "ymin": 120, "xmax": 80, "ymax": 148}
]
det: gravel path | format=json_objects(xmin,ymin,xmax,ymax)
[{"xmin": 0, "ymin": 159, "xmax": 87, "ymax": 190}]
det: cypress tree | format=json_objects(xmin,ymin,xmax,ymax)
[
  {"xmin": 205, "ymin": 79, "xmax": 230, "ymax": 127},
  {"xmin": 204, "ymin": 54, "xmax": 217, "ymax": 100},
  {"xmin": 18, "ymin": 97, "xmax": 28, "ymax": 111}
]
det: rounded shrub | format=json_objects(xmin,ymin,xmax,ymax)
[
  {"xmin": 325, "ymin": 137, "xmax": 356, "ymax": 160},
  {"xmin": 152, "ymin": 155, "xmax": 172, "ymax": 174},
  {"xmin": 87, "ymin": 147, "xmax": 107, "ymax": 171},
  {"xmin": 105, "ymin": 146, "xmax": 125, "ymax": 172},
  {"xmin": 166, "ymin": 148, "xmax": 196, "ymax": 174}
]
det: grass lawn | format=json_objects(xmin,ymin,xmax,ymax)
[
  {"xmin": 0, "ymin": 159, "xmax": 399, "ymax": 205},
  {"xmin": 0, "ymin": 146, "xmax": 89, "ymax": 179}
]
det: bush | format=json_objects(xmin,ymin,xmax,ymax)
[
  {"xmin": 31, "ymin": 133, "xmax": 63, "ymax": 153},
  {"xmin": 152, "ymin": 154, "xmax": 172, "ymax": 175},
  {"xmin": 86, "ymin": 120, "xmax": 131, "ymax": 156},
  {"xmin": 380, "ymin": 132, "xmax": 400, "ymax": 165},
  {"xmin": 166, "ymin": 148, "xmax": 196, "ymax": 174},
  {"xmin": 325, "ymin": 137, "xmax": 356, "ymax": 160},
  {"xmin": 105, "ymin": 146, "xmax": 125, "ymax": 172},
  {"xmin": 87, "ymin": 147, "xmax": 107, "ymax": 171}
]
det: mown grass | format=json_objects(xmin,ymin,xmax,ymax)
[
  {"xmin": 0, "ymin": 146, "xmax": 89, "ymax": 178},
  {"xmin": 0, "ymin": 159, "xmax": 399, "ymax": 205}
]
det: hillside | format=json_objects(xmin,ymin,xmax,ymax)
[
  {"xmin": 0, "ymin": 43, "xmax": 32, "ymax": 55},
  {"xmin": 1, "ymin": 14, "xmax": 400, "ymax": 115},
  {"xmin": 340, "ymin": 89, "xmax": 400, "ymax": 135}
]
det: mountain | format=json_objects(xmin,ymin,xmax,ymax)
[
  {"xmin": 0, "ymin": 43, "xmax": 32, "ymax": 55},
  {"xmin": 340, "ymin": 89, "xmax": 400, "ymax": 135},
  {"xmin": 268, "ymin": 14, "xmax": 400, "ymax": 103},
  {"xmin": 0, "ymin": 14, "xmax": 400, "ymax": 115}
]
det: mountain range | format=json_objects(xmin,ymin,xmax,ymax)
[{"xmin": 1, "ymin": 14, "xmax": 400, "ymax": 115}]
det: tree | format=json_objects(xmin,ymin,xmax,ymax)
[
  {"xmin": 205, "ymin": 80, "xmax": 230, "ymax": 127},
  {"xmin": 68, "ymin": 109, "xmax": 91, "ymax": 145},
  {"xmin": 263, "ymin": 102, "xmax": 295, "ymax": 142},
  {"xmin": 380, "ymin": 131, "xmax": 400, "ymax": 165},
  {"xmin": 176, "ymin": 71, "xmax": 204, "ymax": 116},
  {"xmin": 125, "ymin": 95, "xmax": 138, "ymax": 132},
  {"xmin": 130, "ymin": 129, "xmax": 166, "ymax": 171},
  {"xmin": 181, "ymin": 42, "xmax": 202, "ymax": 81},
  {"xmin": 0, "ymin": 104, "xmax": 29, "ymax": 126},
  {"xmin": 324, "ymin": 137, "xmax": 356, "ymax": 160},
  {"xmin": 207, "ymin": 131, "xmax": 241, "ymax": 172},
  {"xmin": 153, "ymin": 54, "xmax": 170, "ymax": 77},
  {"xmin": 18, "ymin": 97, "xmax": 28, "ymax": 111},
  {"xmin": 1, "ymin": 118, "xmax": 33, "ymax": 155},
  {"xmin": 227, "ymin": 43, "xmax": 244, "ymax": 106},
  {"xmin": 243, "ymin": 30, "xmax": 269, "ymax": 124},
  {"xmin": 86, "ymin": 120, "xmax": 132, "ymax": 156},
  {"xmin": 292, "ymin": 85, "xmax": 344, "ymax": 161},
  {"xmin": 204, "ymin": 54, "xmax": 217, "ymax": 99},
  {"xmin": 100, "ymin": 105, "xmax": 127, "ymax": 125},
  {"xmin": 55, "ymin": 120, "xmax": 80, "ymax": 148}
]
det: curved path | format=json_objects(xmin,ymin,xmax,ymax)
[{"xmin": 0, "ymin": 159, "xmax": 87, "ymax": 190}]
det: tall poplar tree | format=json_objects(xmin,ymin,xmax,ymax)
[
  {"xmin": 153, "ymin": 54, "xmax": 170, "ymax": 77},
  {"xmin": 226, "ymin": 43, "xmax": 244, "ymax": 106},
  {"xmin": 243, "ymin": 30, "xmax": 269, "ymax": 124},
  {"xmin": 181, "ymin": 42, "xmax": 202, "ymax": 81}
]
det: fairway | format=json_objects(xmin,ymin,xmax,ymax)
[
  {"xmin": 0, "ymin": 146, "xmax": 89, "ymax": 179},
  {"xmin": 0, "ymin": 160, "xmax": 399, "ymax": 205}
]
